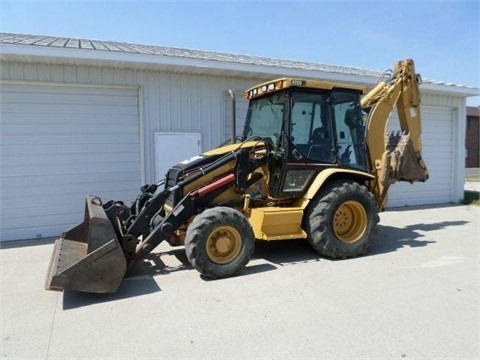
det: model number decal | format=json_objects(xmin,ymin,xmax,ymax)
[{"xmin": 291, "ymin": 79, "xmax": 306, "ymax": 86}]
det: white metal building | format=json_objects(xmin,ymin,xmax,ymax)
[{"xmin": 0, "ymin": 33, "xmax": 477, "ymax": 242}]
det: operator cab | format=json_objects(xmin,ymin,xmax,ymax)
[{"xmin": 243, "ymin": 78, "xmax": 368, "ymax": 199}]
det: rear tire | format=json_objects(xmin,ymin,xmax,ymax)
[
  {"xmin": 304, "ymin": 180, "xmax": 378, "ymax": 259},
  {"xmin": 185, "ymin": 207, "xmax": 255, "ymax": 279}
]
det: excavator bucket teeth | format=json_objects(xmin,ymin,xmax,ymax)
[{"xmin": 45, "ymin": 195, "xmax": 127, "ymax": 293}]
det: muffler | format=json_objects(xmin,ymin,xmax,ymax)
[{"xmin": 45, "ymin": 195, "xmax": 127, "ymax": 293}]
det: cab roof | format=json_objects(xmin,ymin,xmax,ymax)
[{"xmin": 245, "ymin": 78, "xmax": 367, "ymax": 100}]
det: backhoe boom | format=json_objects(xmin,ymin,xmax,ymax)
[{"xmin": 362, "ymin": 59, "xmax": 429, "ymax": 210}]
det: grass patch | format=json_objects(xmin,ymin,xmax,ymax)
[
  {"xmin": 463, "ymin": 191, "xmax": 480, "ymax": 206},
  {"xmin": 466, "ymin": 175, "xmax": 480, "ymax": 182}
]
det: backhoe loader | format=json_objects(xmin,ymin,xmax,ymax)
[{"xmin": 45, "ymin": 59, "xmax": 428, "ymax": 293}]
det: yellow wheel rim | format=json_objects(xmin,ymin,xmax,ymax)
[
  {"xmin": 206, "ymin": 226, "xmax": 242, "ymax": 264},
  {"xmin": 333, "ymin": 200, "xmax": 367, "ymax": 243}
]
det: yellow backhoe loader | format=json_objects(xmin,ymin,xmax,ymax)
[{"xmin": 45, "ymin": 59, "xmax": 428, "ymax": 293}]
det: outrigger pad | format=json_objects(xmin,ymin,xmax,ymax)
[{"xmin": 45, "ymin": 195, "xmax": 127, "ymax": 293}]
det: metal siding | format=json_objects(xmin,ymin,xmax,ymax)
[
  {"xmin": 224, "ymin": 90, "xmax": 250, "ymax": 141},
  {"xmin": 37, "ymin": 63, "xmax": 51, "ymax": 81},
  {"xmin": 0, "ymin": 82, "xmax": 141, "ymax": 241},
  {"xmin": 24, "ymin": 63, "xmax": 37, "ymax": 80},
  {"xmin": 138, "ymin": 72, "xmax": 256, "ymax": 182}
]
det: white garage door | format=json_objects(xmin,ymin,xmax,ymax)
[
  {"xmin": 387, "ymin": 106, "xmax": 453, "ymax": 207},
  {"xmin": 1, "ymin": 83, "xmax": 141, "ymax": 241}
]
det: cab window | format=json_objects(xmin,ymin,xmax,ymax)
[
  {"xmin": 290, "ymin": 92, "xmax": 334, "ymax": 163},
  {"xmin": 331, "ymin": 90, "xmax": 367, "ymax": 170}
]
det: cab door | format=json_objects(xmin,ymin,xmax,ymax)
[{"xmin": 270, "ymin": 90, "xmax": 336, "ymax": 198}]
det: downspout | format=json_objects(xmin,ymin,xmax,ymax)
[{"xmin": 228, "ymin": 89, "xmax": 236, "ymax": 143}]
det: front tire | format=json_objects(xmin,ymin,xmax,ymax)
[
  {"xmin": 185, "ymin": 207, "xmax": 255, "ymax": 279},
  {"xmin": 304, "ymin": 180, "xmax": 379, "ymax": 259}
]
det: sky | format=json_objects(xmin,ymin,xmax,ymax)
[{"xmin": 1, "ymin": 0, "xmax": 479, "ymax": 105}]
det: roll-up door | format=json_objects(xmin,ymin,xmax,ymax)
[
  {"xmin": 387, "ymin": 106, "xmax": 454, "ymax": 207},
  {"xmin": 1, "ymin": 83, "xmax": 141, "ymax": 241}
]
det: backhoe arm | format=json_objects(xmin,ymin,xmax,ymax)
[{"xmin": 361, "ymin": 59, "xmax": 429, "ymax": 210}]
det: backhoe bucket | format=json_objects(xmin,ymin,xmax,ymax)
[
  {"xmin": 45, "ymin": 195, "xmax": 127, "ymax": 293},
  {"xmin": 382, "ymin": 132, "xmax": 429, "ymax": 185}
]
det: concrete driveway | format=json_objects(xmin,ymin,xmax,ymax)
[{"xmin": 1, "ymin": 204, "xmax": 479, "ymax": 359}]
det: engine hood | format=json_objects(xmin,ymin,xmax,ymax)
[{"xmin": 202, "ymin": 140, "xmax": 267, "ymax": 157}]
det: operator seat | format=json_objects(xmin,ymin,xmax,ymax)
[
  {"xmin": 308, "ymin": 127, "xmax": 328, "ymax": 144},
  {"xmin": 308, "ymin": 127, "xmax": 333, "ymax": 162}
]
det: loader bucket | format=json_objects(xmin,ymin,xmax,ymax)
[{"xmin": 45, "ymin": 195, "xmax": 127, "ymax": 293}]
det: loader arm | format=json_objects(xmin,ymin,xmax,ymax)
[
  {"xmin": 128, "ymin": 146, "xmax": 267, "ymax": 267},
  {"xmin": 361, "ymin": 59, "xmax": 429, "ymax": 210}
]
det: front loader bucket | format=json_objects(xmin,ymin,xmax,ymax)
[{"xmin": 45, "ymin": 195, "xmax": 127, "ymax": 293}]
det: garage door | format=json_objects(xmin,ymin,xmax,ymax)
[
  {"xmin": 387, "ymin": 106, "xmax": 454, "ymax": 207},
  {"xmin": 1, "ymin": 83, "xmax": 141, "ymax": 241}
]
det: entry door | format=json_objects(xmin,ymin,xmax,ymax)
[{"xmin": 155, "ymin": 133, "xmax": 202, "ymax": 182}]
